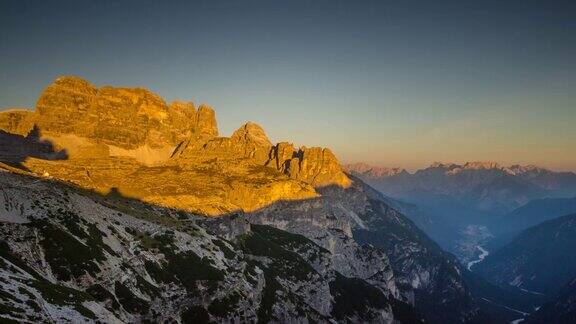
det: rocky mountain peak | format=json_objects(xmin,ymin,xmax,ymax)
[
  {"xmin": 47, "ymin": 75, "xmax": 98, "ymax": 96},
  {"xmin": 231, "ymin": 122, "xmax": 272, "ymax": 147},
  {"xmin": 32, "ymin": 76, "xmax": 190, "ymax": 148},
  {"xmin": 267, "ymin": 144, "xmax": 351, "ymax": 188},
  {"xmin": 507, "ymin": 164, "xmax": 549, "ymax": 176},
  {"xmin": 0, "ymin": 76, "xmax": 223, "ymax": 151},
  {"xmin": 462, "ymin": 161, "xmax": 503, "ymax": 170},
  {"xmin": 426, "ymin": 161, "xmax": 508, "ymax": 175},
  {"xmin": 428, "ymin": 162, "xmax": 459, "ymax": 169},
  {"xmin": 195, "ymin": 104, "xmax": 219, "ymax": 137}
]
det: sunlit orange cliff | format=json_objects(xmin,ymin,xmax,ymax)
[{"xmin": 0, "ymin": 76, "xmax": 351, "ymax": 215}]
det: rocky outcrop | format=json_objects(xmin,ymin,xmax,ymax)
[
  {"xmin": 176, "ymin": 122, "xmax": 272, "ymax": 161},
  {"xmin": 291, "ymin": 147, "xmax": 351, "ymax": 188},
  {"xmin": 4, "ymin": 76, "xmax": 216, "ymax": 150},
  {"xmin": 231, "ymin": 122, "xmax": 272, "ymax": 147},
  {"xmin": 268, "ymin": 142, "xmax": 296, "ymax": 172},
  {"xmin": 230, "ymin": 122, "xmax": 273, "ymax": 163},
  {"xmin": 173, "ymin": 122, "xmax": 351, "ymax": 189},
  {"xmin": 35, "ymin": 76, "xmax": 98, "ymax": 134},
  {"xmin": 188, "ymin": 103, "xmax": 219, "ymax": 139},
  {"xmin": 267, "ymin": 143, "xmax": 351, "ymax": 188},
  {"xmin": 41, "ymin": 77, "xmax": 190, "ymax": 148},
  {"xmin": 171, "ymin": 122, "xmax": 271, "ymax": 163}
]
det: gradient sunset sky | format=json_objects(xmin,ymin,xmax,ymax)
[{"xmin": 1, "ymin": 0, "xmax": 575, "ymax": 171}]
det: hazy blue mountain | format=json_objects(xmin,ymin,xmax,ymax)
[
  {"xmin": 510, "ymin": 165, "xmax": 576, "ymax": 198},
  {"xmin": 358, "ymin": 182, "xmax": 459, "ymax": 250},
  {"xmin": 346, "ymin": 162, "xmax": 576, "ymax": 265},
  {"xmin": 494, "ymin": 196, "xmax": 576, "ymax": 235},
  {"xmin": 474, "ymin": 213, "xmax": 576, "ymax": 296},
  {"xmin": 346, "ymin": 162, "xmax": 576, "ymax": 219},
  {"xmin": 462, "ymin": 174, "xmax": 546, "ymax": 215}
]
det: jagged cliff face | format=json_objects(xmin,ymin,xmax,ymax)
[
  {"xmin": 0, "ymin": 76, "xmax": 350, "ymax": 215},
  {"xmin": 267, "ymin": 142, "xmax": 352, "ymax": 188},
  {"xmin": 34, "ymin": 76, "xmax": 218, "ymax": 149},
  {"xmin": 3, "ymin": 78, "xmax": 201, "ymax": 148}
]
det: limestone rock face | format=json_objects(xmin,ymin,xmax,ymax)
[
  {"xmin": 268, "ymin": 142, "xmax": 297, "ymax": 172},
  {"xmin": 268, "ymin": 144, "xmax": 351, "ymax": 188},
  {"xmin": 175, "ymin": 121, "xmax": 351, "ymax": 189},
  {"xmin": 168, "ymin": 101, "xmax": 218, "ymax": 140},
  {"xmin": 173, "ymin": 122, "xmax": 272, "ymax": 162},
  {"xmin": 195, "ymin": 104, "xmax": 219, "ymax": 138},
  {"xmin": 32, "ymin": 76, "xmax": 217, "ymax": 149},
  {"xmin": 231, "ymin": 122, "xmax": 272, "ymax": 147},
  {"xmin": 36, "ymin": 76, "xmax": 98, "ymax": 134},
  {"xmin": 292, "ymin": 147, "xmax": 351, "ymax": 188},
  {"xmin": 230, "ymin": 122, "xmax": 272, "ymax": 163}
]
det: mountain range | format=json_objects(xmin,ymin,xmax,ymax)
[
  {"xmin": 2, "ymin": 76, "xmax": 573, "ymax": 323},
  {"xmin": 344, "ymin": 162, "xmax": 576, "ymax": 323},
  {"xmin": 345, "ymin": 162, "xmax": 576, "ymax": 261},
  {"xmin": 0, "ymin": 76, "xmax": 500, "ymax": 323},
  {"xmin": 345, "ymin": 162, "xmax": 576, "ymax": 217},
  {"xmin": 493, "ymin": 196, "xmax": 576, "ymax": 235}
]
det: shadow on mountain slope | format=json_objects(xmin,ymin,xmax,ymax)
[
  {"xmin": 0, "ymin": 168, "xmax": 425, "ymax": 323},
  {"xmin": 0, "ymin": 164, "xmax": 550, "ymax": 323},
  {"xmin": 0, "ymin": 124, "xmax": 68, "ymax": 170}
]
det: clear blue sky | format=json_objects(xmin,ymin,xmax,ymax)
[{"xmin": 1, "ymin": 0, "xmax": 575, "ymax": 170}]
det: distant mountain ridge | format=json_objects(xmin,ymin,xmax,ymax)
[
  {"xmin": 345, "ymin": 161, "xmax": 576, "ymax": 217},
  {"xmin": 494, "ymin": 196, "xmax": 576, "ymax": 235},
  {"xmin": 347, "ymin": 161, "xmax": 575, "ymax": 179},
  {"xmin": 344, "ymin": 163, "xmax": 408, "ymax": 178},
  {"xmin": 345, "ymin": 162, "xmax": 576, "ymax": 264}
]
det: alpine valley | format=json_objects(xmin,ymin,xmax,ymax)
[{"xmin": 345, "ymin": 161, "xmax": 576, "ymax": 323}]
